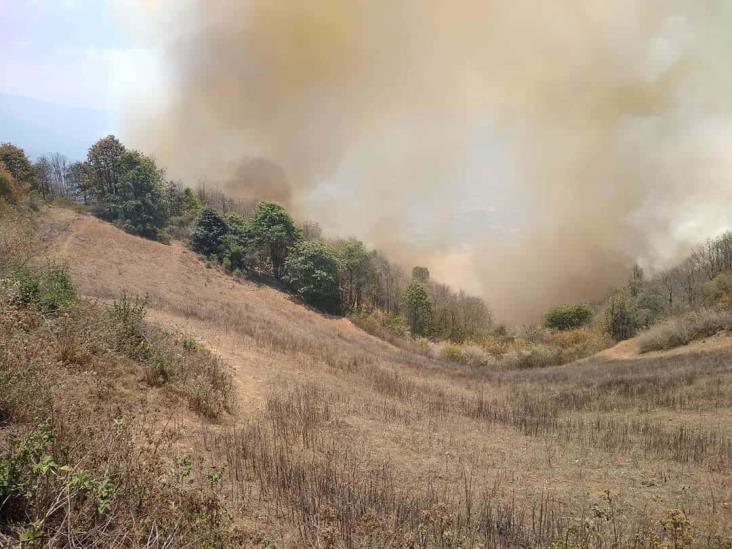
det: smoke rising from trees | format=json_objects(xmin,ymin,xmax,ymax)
[{"xmin": 126, "ymin": 0, "xmax": 732, "ymax": 321}]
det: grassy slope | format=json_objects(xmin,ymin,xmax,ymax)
[{"xmin": 42, "ymin": 207, "xmax": 732, "ymax": 547}]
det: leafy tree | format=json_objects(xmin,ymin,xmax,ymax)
[
  {"xmin": 0, "ymin": 143, "xmax": 35, "ymax": 184},
  {"xmin": 66, "ymin": 161, "xmax": 90, "ymax": 203},
  {"xmin": 412, "ymin": 266, "xmax": 430, "ymax": 283},
  {"xmin": 284, "ymin": 240, "xmax": 341, "ymax": 313},
  {"xmin": 181, "ymin": 187, "xmax": 202, "ymax": 215},
  {"xmin": 106, "ymin": 151, "xmax": 169, "ymax": 239},
  {"xmin": 543, "ymin": 304, "xmax": 593, "ymax": 331},
  {"xmin": 604, "ymin": 291, "xmax": 637, "ymax": 341},
  {"xmin": 33, "ymin": 157, "xmax": 53, "ymax": 199},
  {"xmin": 191, "ymin": 207, "xmax": 229, "ymax": 257},
  {"xmin": 403, "ymin": 281, "xmax": 432, "ymax": 337},
  {"xmin": 85, "ymin": 135, "xmax": 126, "ymax": 200},
  {"xmin": 248, "ymin": 201, "xmax": 302, "ymax": 279},
  {"xmin": 219, "ymin": 213, "xmax": 255, "ymax": 272},
  {"xmin": 336, "ymin": 238, "xmax": 369, "ymax": 311},
  {"xmin": 635, "ymin": 292, "xmax": 666, "ymax": 328}
]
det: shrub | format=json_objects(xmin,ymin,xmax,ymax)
[
  {"xmin": 637, "ymin": 309, "xmax": 732, "ymax": 352},
  {"xmin": 501, "ymin": 344, "xmax": 562, "ymax": 370},
  {"xmin": 0, "ymin": 143, "xmax": 35, "ymax": 184},
  {"xmin": 182, "ymin": 335, "xmax": 200, "ymax": 351},
  {"xmin": 8, "ymin": 266, "xmax": 75, "ymax": 314},
  {"xmin": 543, "ymin": 304, "xmax": 593, "ymax": 331},
  {"xmin": 0, "ymin": 161, "xmax": 22, "ymax": 204},
  {"xmin": 110, "ymin": 292, "xmax": 149, "ymax": 358},
  {"xmin": 440, "ymin": 343, "xmax": 463, "ymax": 362},
  {"xmin": 438, "ymin": 343, "xmax": 492, "ymax": 367}
]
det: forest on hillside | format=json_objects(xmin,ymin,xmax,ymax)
[{"xmin": 3, "ymin": 135, "xmax": 732, "ymax": 368}]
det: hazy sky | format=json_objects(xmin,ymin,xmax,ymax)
[{"xmin": 0, "ymin": 0, "xmax": 157, "ymax": 158}]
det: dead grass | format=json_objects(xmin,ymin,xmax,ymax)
[
  {"xmin": 0, "ymin": 212, "xmax": 238, "ymax": 546},
  {"xmin": 638, "ymin": 309, "xmax": 732, "ymax": 353},
  {"xmin": 34, "ymin": 205, "xmax": 732, "ymax": 547}
]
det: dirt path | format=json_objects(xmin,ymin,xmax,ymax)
[{"xmin": 41, "ymin": 207, "xmax": 401, "ymax": 418}]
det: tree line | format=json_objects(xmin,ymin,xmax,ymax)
[
  {"xmin": 543, "ymin": 232, "xmax": 732, "ymax": 341},
  {"xmin": 0, "ymin": 137, "xmax": 493, "ymax": 342}
]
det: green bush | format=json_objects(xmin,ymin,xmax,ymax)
[
  {"xmin": 110, "ymin": 293, "xmax": 149, "ymax": 358},
  {"xmin": 9, "ymin": 266, "xmax": 75, "ymax": 314},
  {"xmin": 543, "ymin": 304, "xmax": 593, "ymax": 331}
]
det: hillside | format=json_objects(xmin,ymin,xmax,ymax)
[{"xmin": 32, "ymin": 206, "xmax": 732, "ymax": 547}]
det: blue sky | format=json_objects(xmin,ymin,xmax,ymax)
[{"xmin": 0, "ymin": 0, "xmax": 151, "ymax": 159}]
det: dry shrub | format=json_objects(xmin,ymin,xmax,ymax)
[
  {"xmin": 0, "ymin": 161, "xmax": 22, "ymax": 204},
  {"xmin": 437, "ymin": 342, "xmax": 493, "ymax": 367},
  {"xmin": 351, "ymin": 310, "xmax": 410, "ymax": 345},
  {"xmin": 110, "ymin": 293, "xmax": 233, "ymax": 417},
  {"xmin": 0, "ymin": 282, "xmax": 234, "ymax": 546},
  {"xmin": 0, "ymin": 213, "xmax": 236, "ymax": 544},
  {"xmin": 0, "ymin": 212, "xmax": 37, "ymax": 274},
  {"xmin": 437, "ymin": 328, "xmax": 612, "ymax": 371},
  {"xmin": 439, "ymin": 342, "xmax": 463, "ymax": 361},
  {"xmin": 638, "ymin": 309, "xmax": 732, "ymax": 353}
]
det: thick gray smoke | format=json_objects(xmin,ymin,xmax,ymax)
[{"xmin": 125, "ymin": 0, "xmax": 732, "ymax": 322}]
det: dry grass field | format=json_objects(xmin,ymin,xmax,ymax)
[{"xmin": 41, "ymin": 207, "xmax": 732, "ymax": 547}]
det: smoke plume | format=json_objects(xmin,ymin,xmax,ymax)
[{"xmin": 126, "ymin": 0, "xmax": 732, "ymax": 322}]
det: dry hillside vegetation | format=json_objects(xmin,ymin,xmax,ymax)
[
  {"xmin": 36, "ymin": 207, "xmax": 732, "ymax": 547},
  {"xmin": 0, "ymin": 211, "xmax": 235, "ymax": 546}
]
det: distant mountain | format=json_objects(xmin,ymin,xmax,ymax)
[{"xmin": 0, "ymin": 93, "xmax": 114, "ymax": 161}]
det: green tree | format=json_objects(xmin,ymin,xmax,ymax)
[
  {"xmin": 181, "ymin": 187, "xmax": 202, "ymax": 215},
  {"xmin": 33, "ymin": 157, "xmax": 53, "ymax": 199},
  {"xmin": 403, "ymin": 281, "xmax": 432, "ymax": 337},
  {"xmin": 85, "ymin": 135, "xmax": 126, "ymax": 200},
  {"xmin": 284, "ymin": 240, "xmax": 341, "ymax": 313},
  {"xmin": 336, "ymin": 238, "xmax": 369, "ymax": 311},
  {"xmin": 66, "ymin": 161, "xmax": 90, "ymax": 204},
  {"xmin": 0, "ymin": 143, "xmax": 35, "ymax": 184},
  {"xmin": 248, "ymin": 201, "xmax": 302, "ymax": 279},
  {"xmin": 107, "ymin": 151, "xmax": 169, "ymax": 239},
  {"xmin": 191, "ymin": 207, "xmax": 229, "ymax": 257},
  {"xmin": 604, "ymin": 291, "xmax": 637, "ymax": 341},
  {"xmin": 412, "ymin": 266, "xmax": 430, "ymax": 283},
  {"xmin": 219, "ymin": 213, "xmax": 255, "ymax": 272},
  {"xmin": 543, "ymin": 304, "xmax": 593, "ymax": 331}
]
